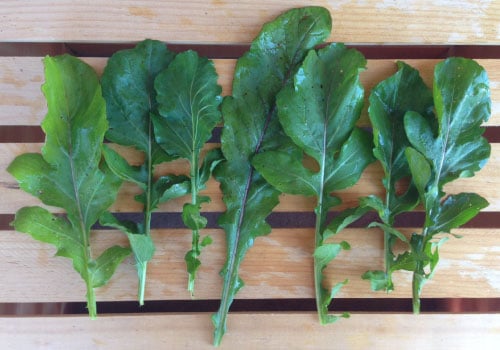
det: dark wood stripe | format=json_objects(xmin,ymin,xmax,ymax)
[
  {"xmin": 1, "ymin": 42, "xmax": 500, "ymax": 59},
  {"xmin": 0, "ymin": 298, "xmax": 498, "ymax": 316},
  {"xmin": 0, "ymin": 126, "xmax": 45, "ymax": 143},
  {"xmin": 0, "ymin": 125, "xmax": 223, "ymax": 143},
  {"xmin": 1, "ymin": 125, "xmax": 500, "ymax": 143},
  {"xmin": 2, "ymin": 211, "xmax": 500, "ymax": 231}
]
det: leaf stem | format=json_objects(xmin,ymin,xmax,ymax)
[
  {"xmin": 412, "ymin": 273, "xmax": 422, "ymax": 314},
  {"xmin": 188, "ymin": 152, "xmax": 200, "ymax": 297},
  {"xmin": 137, "ymin": 116, "xmax": 154, "ymax": 306},
  {"xmin": 86, "ymin": 279, "xmax": 97, "ymax": 320},
  {"xmin": 383, "ymin": 229, "xmax": 392, "ymax": 287},
  {"xmin": 137, "ymin": 260, "xmax": 148, "ymax": 306},
  {"xmin": 137, "ymin": 200, "xmax": 153, "ymax": 306},
  {"xmin": 412, "ymin": 225, "xmax": 429, "ymax": 314},
  {"xmin": 313, "ymin": 199, "xmax": 328, "ymax": 324},
  {"xmin": 213, "ymin": 265, "xmax": 239, "ymax": 347}
]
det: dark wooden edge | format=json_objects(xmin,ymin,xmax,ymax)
[
  {"xmin": 1, "ymin": 125, "xmax": 499, "ymax": 143},
  {"xmin": 1, "ymin": 298, "xmax": 499, "ymax": 316},
  {"xmin": 1, "ymin": 42, "xmax": 500, "ymax": 59},
  {"xmin": 2, "ymin": 211, "xmax": 500, "ymax": 231}
]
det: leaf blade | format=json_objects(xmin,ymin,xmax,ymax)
[
  {"xmin": 257, "ymin": 43, "xmax": 371, "ymax": 324},
  {"xmin": 8, "ymin": 55, "xmax": 125, "ymax": 318},
  {"xmin": 212, "ymin": 7, "xmax": 332, "ymax": 346}
]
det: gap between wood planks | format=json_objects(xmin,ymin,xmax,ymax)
[
  {"xmin": 1, "ymin": 42, "xmax": 500, "ymax": 59},
  {"xmin": 1, "ymin": 298, "xmax": 499, "ymax": 316},
  {"xmin": 1, "ymin": 211, "xmax": 500, "ymax": 231},
  {"xmin": 2, "ymin": 125, "xmax": 500, "ymax": 143}
]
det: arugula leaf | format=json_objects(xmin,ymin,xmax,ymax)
[
  {"xmin": 100, "ymin": 39, "xmax": 190, "ymax": 305},
  {"xmin": 253, "ymin": 43, "xmax": 373, "ymax": 324},
  {"xmin": 153, "ymin": 50, "xmax": 223, "ymax": 296},
  {"xmin": 7, "ymin": 55, "xmax": 131, "ymax": 318},
  {"xmin": 404, "ymin": 57, "xmax": 490, "ymax": 313},
  {"xmin": 360, "ymin": 61, "xmax": 434, "ymax": 292},
  {"xmin": 212, "ymin": 7, "xmax": 332, "ymax": 346}
]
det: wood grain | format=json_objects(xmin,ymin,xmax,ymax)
[
  {"xmin": 1, "ymin": 1, "xmax": 499, "ymax": 44},
  {"xmin": 1, "ymin": 58, "xmax": 499, "ymax": 126},
  {"xmin": 0, "ymin": 313, "xmax": 499, "ymax": 349},
  {"xmin": 1, "ymin": 228, "xmax": 498, "ymax": 302},
  {"xmin": 1, "ymin": 0, "xmax": 499, "ymax": 345}
]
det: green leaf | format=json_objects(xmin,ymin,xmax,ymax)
[
  {"xmin": 360, "ymin": 62, "xmax": 434, "ymax": 296},
  {"xmin": 154, "ymin": 50, "xmax": 222, "ymax": 160},
  {"xmin": 99, "ymin": 211, "xmax": 155, "ymax": 263},
  {"xmin": 212, "ymin": 7, "xmax": 332, "ymax": 346},
  {"xmin": 406, "ymin": 58, "xmax": 491, "ymax": 189},
  {"xmin": 277, "ymin": 44, "xmax": 366, "ymax": 163},
  {"xmin": 182, "ymin": 203, "xmax": 208, "ymax": 230},
  {"xmin": 102, "ymin": 145, "xmax": 147, "ymax": 189},
  {"xmin": 324, "ymin": 205, "xmax": 372, "ymax": 240},
  {"xmin": 367, "ymin": 222, "xmax": 408, "ymax": 242},
  {"xmin": 148, "ymin": 174, "xmax": 191, "ymax": 209},
  {"xmin": 7, "ymin": 55, "xmax": 126, "ymax": 318},
  {"xmin": 201, "ymin": 235, "xmax": 213, "ymax": 247},
  {"xmin": 184, "ymin": 251, "xmax": 201, "ymax": 282},
  {"xmin": 314, "ymin": 243, "xmax": 344, "ymax": 268},
  {"xmin": 12, "ymin": 206, "xmax": 85, "ymax": 273},
  {"xmin": 369, "ymin": 61, "xmax": 433, "ymax": 194},
  {"xmin": 99, "ymin": 211, "xmax": 141, "ymax": 235},
  {"xmin": 101, "ymin": 39, "xmax": 175, "ymax": 163},
  {"xmin": 391, "ymin": 251, "xmax": 417, "ymax": 272},
  {"xmin": 325, "ymin": 128, "xmax": 374, "ymax": 191},
  {"xmin": 361, "ymin": 270, "xmax": 391, "ymax": 291},
  {"xmin": 253, "ymin": 43, "xmax": 372, "ymax": 325},
  {"xmin": 101, "ymin": 39, "xmax": 178, "ymax": 305},
  {"xmin": 320, "ymin": 279, "xmax": 350, "ymax": 324},
  {"xmin": 90, "ymin": 246, "xmax": 131, "ymax": 288},
  {"xmin": 402, "ymin": 58, "xmax": 491, "ymax": 313},
  {"xmin": 199, "ymin": 148, "xmax": 224, "ymax": 188},
  {"xmin": 359, "ymin": 195, "xmax": 385, "ymax": 213},
  {"xmin": 405, "ymin": 146, "xmax": 432, "ymax": 200},
  {"xmin": 429, "ymin": 193, "xmax": 488, "ymax": 235},
  {"xmin": 126, "ymin": 232, "xmax": 156, "ymax": 265},
  {"xmin": 252, "ymin": 150, "xmax": 318, "ymax": 196},
  {"xmin": 154, "ymin": 50, "xmax": 222, "ymax": 296},
  {"xmin": 99, "ymin": 210, "xmax": 156, "ymax": 307},
  {"xmin": 368, "ymin": 61, "xmax": 434, "ymax": 223}
]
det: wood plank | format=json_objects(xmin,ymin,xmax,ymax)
[
  {"xmin": 1, "ymin": 1, "xmax": 499, "ymax": 44},
  {"xmin": 2, "ymin": 58, "xmax": 500, "ymax": 126},
  {"xmin": 0, "ymin": 313, "xmax": 499, "ymax": 349},
  {"xmin": 1, "ymin": 143, "xmax": 499, "ymax": 214},
  {"xmin": 1, "ymin": 228, "xmax": 498, "ymax": 302},
  {"xmin": 0, "ymin": 57, "xmax": 234, "ymax": 126}
]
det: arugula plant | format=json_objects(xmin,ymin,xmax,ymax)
[
  {"xmin": 7, "ymin": 54, "xmax": 131, "ymax": 318},
  {"xmin": 359, "ymin": 61, "xmax": 434, "ymax": 292},
  {"xmin": 253, "ymin": 43, "xmax": 374, "ymax": 324},
  {"xmin": 100, "ymin": 40, "xmax": 190, "ymax": 305},
  {"xmin": 212, "ymin": 7, "xmax": 332, "ymax": 346},
  {"xmin": 153, "ymin": 50, "xmax": 223, "ymax": 297},
  {"xmin": 402, "ymin": 57, "xmax": 490, "ymax": 313}
]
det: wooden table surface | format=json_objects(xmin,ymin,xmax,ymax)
[{"xmin": 1, "ymin": 1, "xmax": 499, "ymax": 348}]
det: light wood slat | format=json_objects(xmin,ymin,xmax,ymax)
[
  {"xmin": 1, "ymin": 142, "xmax": 499, "ymax": 214},
  {"xmin": 0, "ymin": 57, "xmax": 235, "ymax": 126},
  {"xmin": 0, "ymin": 313, "xmax": 499, "ymax": 349},
  {"xmin": 1, "ymin": 0, "xmax": 499, "ymax": 44},
  {"xmin": 1, "ymin": 228, "xmax": 498, "ymax": 302},
  {"xmin": 2, "ymin": 58, "xmax": 500, "ymax": 126}
]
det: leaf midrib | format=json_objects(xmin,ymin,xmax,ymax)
[
  {"xmin": 60, "ymin": 78, "xmax": 92, "ymax": 283},
  {"xmin": 217, "ymin": 14, "xmax": 321, "ymax": 329}
]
